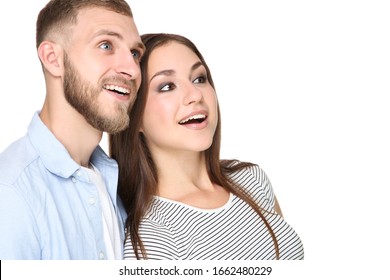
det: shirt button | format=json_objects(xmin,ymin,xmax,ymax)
[
  {"xmin": 89, "ymin": 197, "xmax": 96, "ymax": 205},
  {"xmin": 99, "ymin": 251, "xmax": 105, "ymax": 260},
  {"xmin": 71, "ymin": 177, "xmax": 77, "ymax": 183},
  {"xmin": 76, "ymin": 170, "xmax": 82, "ymax": 177}
]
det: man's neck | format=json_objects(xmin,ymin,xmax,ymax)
[{"xmin": 40, "ymin": 104, "xmax": 102, "ymax": 167}]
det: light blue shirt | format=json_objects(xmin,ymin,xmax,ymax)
[{"xmin": 0, "ymin": 112, "xmax": 126, "ymax": 259}]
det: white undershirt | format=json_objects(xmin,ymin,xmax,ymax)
[{"xmin": 83, "ymin": 165, "xmax": 122, "ymax": 260}]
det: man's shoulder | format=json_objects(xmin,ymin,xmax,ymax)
[{"xmin": 0, "ymin": 135, "xmax": 39, "ymax": 186}]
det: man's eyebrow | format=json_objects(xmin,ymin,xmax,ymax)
[
  {"xmin": 91, "ymin": 29, "xmax": 145, "ymax": 51},
  {"xmin": 137, "ymin": 41, "xmax": 146, "ymax": 53},
  {"xmin": 93, "ymin": 29, "xmax": 124, "ymax": 40}
]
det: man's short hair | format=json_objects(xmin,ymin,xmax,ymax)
[{"xmin": 36, "ymin": 0, "xmax": 133, "ymax": 48}]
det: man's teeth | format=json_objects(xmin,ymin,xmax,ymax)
[
  {"xmin": 103, "ymin": 85, "xmax": 129, "ymax": 95},
  {"xmin": 179, "ymin": 114, "xmax": 206, "ymax": 124}
]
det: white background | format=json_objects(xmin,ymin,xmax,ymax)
[{"xmin": 1, "ymin": 0, "xmax": 389, "ymax": 278}]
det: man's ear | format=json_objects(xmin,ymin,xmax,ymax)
[{"xmin": 37, "ymin": 41, "xmax": 63, "ymax": 77}]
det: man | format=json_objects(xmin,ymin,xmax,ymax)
[{"xmin": 0, "ymin": 0, "xmax": 145, "ymax": 259}]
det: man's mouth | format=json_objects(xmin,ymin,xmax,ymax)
[
  {"xmin": 179, "ymin": 114, "xmax": 207, "ymax": 125},
  {"xmin": 103, "ymin": 84, "xmax": 130, "ymax": 96}
]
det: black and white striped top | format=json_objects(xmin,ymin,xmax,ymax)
[{"xmin": 123, "ymin": 165, "xmax": 304, "ymax": 260}]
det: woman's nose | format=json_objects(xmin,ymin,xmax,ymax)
[{"xmin": 183, "ymin": 84, "xmax": 203, "ymax": 105}]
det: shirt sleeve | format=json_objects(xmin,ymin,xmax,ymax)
[
  {"xmin": 251, "ymin": 165, "xmax": 276, "ymax": 210},
  {"xmin": 123, "ymin": 218, "xmax": 179, "ymax": 260},
  {"xmin": 0, "ymin": 184, "xmax": 41, "ymax": 259}
]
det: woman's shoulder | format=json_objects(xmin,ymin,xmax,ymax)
[
  {"xmin": 224, "ymin": 159, "xmax": 269, "ymax": 184},
  {"xmin": 224, "ymin": 160, "xmax": 275, "ymax": 208}
]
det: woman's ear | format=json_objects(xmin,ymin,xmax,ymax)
[
  {"xmin": 139, "ymin": 121, "xmax": 144, "ymax": 133},
  {"xmin": 37, "ymin": 41, "xmax": 63, "ymax": 77}
]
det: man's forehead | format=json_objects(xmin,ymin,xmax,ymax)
[{"xmin": 72, "ymin": 7, "xmax": 134, "ymax": 39}]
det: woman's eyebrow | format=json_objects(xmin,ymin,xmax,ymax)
[
  {"xmin": 150, "ymin": 69, "xmax": 175, "ymax": 83},
  {"xmin": 150, "ymin": 61, "xmax": 204, "ymax": 82}
]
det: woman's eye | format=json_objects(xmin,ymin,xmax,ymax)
[
  {"xmin": 194, "ymin": 75, "xmax": 207, "ymax": 84},
  {"xmin": 99, "ymin": 42, "xmax": 112, "ymax": 51},
  {"xmin": 160, "ymin": 83, "xmax": 175, "ymax": 92}
]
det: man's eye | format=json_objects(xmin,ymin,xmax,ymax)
[
  {"xmin": 100, "ymin": 42, "xmax": 112, "ymax": 50},
  {"xmin": 132, "ymin": 50, "xmax": 141, "ymax": 60}
]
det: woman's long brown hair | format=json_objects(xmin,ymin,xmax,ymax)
[{"xmin": 109, "ymin": 33, "xmax": 280, "ymax": 259}]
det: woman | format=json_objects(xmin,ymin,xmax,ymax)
[{"xmin": 109, "ymin": 33, "xmax": 304, "ymax": 260}]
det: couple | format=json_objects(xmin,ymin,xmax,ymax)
[{"xmin": 0, "ymin": 0, "xmax": 304, "ymax": 260}]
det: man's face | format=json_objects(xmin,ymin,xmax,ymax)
[
  {"xmin": 63, "ymin": 52, "xmax": 133, "ymax": 133},
  {"xmin": 62, "ymin": 7, "xmax": 145, "ymax": 133}
]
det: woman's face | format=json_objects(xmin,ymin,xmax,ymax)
[{"xmin": 140, "ymin": 41, "xmax": 218, "ymax": 157}]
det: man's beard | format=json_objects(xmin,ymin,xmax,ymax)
[{"xmin": 63, "ymin": 53, "xmax": 135, "ymax": 133}]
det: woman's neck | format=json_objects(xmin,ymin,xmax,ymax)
[{"xmin": 154, "ymin": 152, "xmax": 229, "ymax": 209}]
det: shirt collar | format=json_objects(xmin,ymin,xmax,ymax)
[
  {"xmin": 90, "ymin": 146, "xmax": 119, "ymax": 201},
  {"xmin": 27, "ymin": 111, "xmax": 116, "ymax": 179}
]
